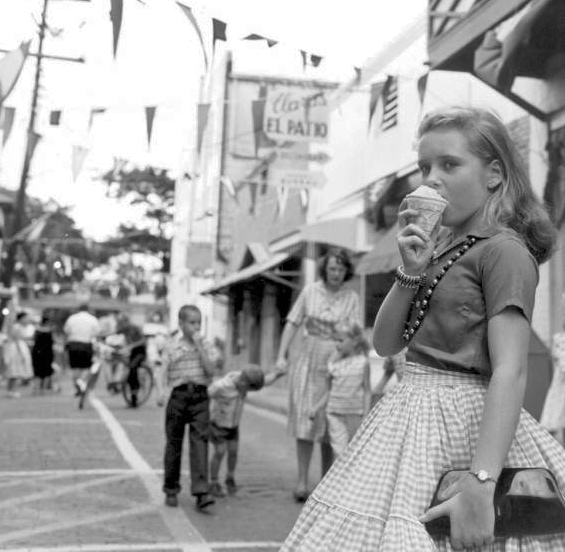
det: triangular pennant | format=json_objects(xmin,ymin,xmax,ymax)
[
  {"xmin": 175, "ymin": 2, "xmax": 208, "ymax": 70},
  {"xmin": 0, "ymin": 106, "xmax": 15, "ymax": 145},
  {"xmin": 109, "ymin": 0, "xmax": 123, "ymax": 58},
  {"xmin": 197, "ymin": 103, "xmax": 211, "ymax": 153},
  {"xmin": 310, "ymin": 54, "xmax": 323, "ymax": 68},
  {"xmin": 381, "ymin": 75, "xmax": 398, "ymax": 130},
  {"xmin": 212, "ymin": 19, "xmax": 227, "ymax": 53},
  {"xmin": 26, "ymin": 130, "xmax": 41, "ymax": 161},
  {"xmin": 220, "ymin": 175, "xmax": 239, "ymax": 204},
  {"xmin": 275, "ymin": 186, "xmax": 289, "ymax": 219},
  {"xmin": 71, "ymin": 145, "xmax": 89, "ymax": 182},
  {"xmin": 354, "ymin": 67, "xmax": 362, "ymax": 84},
  {"xmin": 88, "ymin": 107, "xmax": 106, "ymax": 130},
  {"xmin": 368, "ymin": 80, "xmax": 385, "ymax": 130},
  {"xmin": 49, "ymin": 110, "xmax": 61, "ymax": 126},
  {"xmin": 299, "ymin": 189, "xmax": 309, "ymax": 210},
  {"xmin": 248, "ymin": 182, "xmax": 258, "ymax": 215},
  {"xmin": 244, "ymin": 34, "xmax": 278, "ymax": 48},
  {"xmin": 417, "ymin": 72, "xmax": 429, "ymax": 107},
  {"xmin": 300, "ymin": 50, "xmax": 308, "ymax": 71},
  {"xmin": 0, "ymin": 41, "xmax": 30, "ymax": 105},
  {"xmin": 145, "ymin": 106, "xmax": 156, "ymax": 149}
]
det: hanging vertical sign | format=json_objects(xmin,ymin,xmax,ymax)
[{"xmin": 262, "ymin": 85, "xmax": 329, "ymax": 143}]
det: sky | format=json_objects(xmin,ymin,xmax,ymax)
[{"xmin": 0, "ymin": 0, "xmax": 426, "ymax": 240}]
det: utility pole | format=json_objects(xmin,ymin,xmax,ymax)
[{"xmin": 1, "ymin": 0, "xmax": 84, "ymax": 297}]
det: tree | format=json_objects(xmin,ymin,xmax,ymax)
[{"xmin": 100, "ymin": 164, "xmax": 175, "ymax": 239}]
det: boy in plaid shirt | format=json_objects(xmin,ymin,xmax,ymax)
[{"xmin": 159, "ymin": 305, "xmax": 217, "ymax": 510}]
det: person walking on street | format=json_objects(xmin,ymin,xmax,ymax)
[
  {"xmin": 32, "ymin": 314, "xmax": 55, "ymax": 394},
  {"xmin": 158, "ymin": 304, "xmax": 216, "ymax": 511},
  {"xmin": 63, "ymin": 303, "xmax": 100, "ymax": 395},
  {"xmin": 4, "ymin": 312, "xmax": 34, "ymax": 398},
  {"xmin": 281, "ymin": 106, "xmax": 565, "ymax": 551},
  {"xmin": 275, "ymin": 247, "xmax": 360, "ymax": 503},
  {"xmin": 208, "ymin": 364, "xmax": 286, "ymax": 498},
  {"xmin": 310, "ymin": 322, "xmax": 371, "ymax": 459}
]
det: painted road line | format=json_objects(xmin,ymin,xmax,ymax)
[
  {"xmin": 0, "ymin": 542, "xmax": 284, "ymax": 552},
  {"xmin": 90, "ymin": 395, "xmax": 211, "ymax": 552},
  {"xmin": 3, "ymin": 418, "xmax": 144, "ymax": 427},
  {"xmin": 0, "ymin": 503, "xmax": 157, "ymax": 546},
  {"xmin": 0, "ymin": 473, "xmax": 134, "ymax": 509}
]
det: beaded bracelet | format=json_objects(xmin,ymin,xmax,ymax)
[{"xmin": 395, "ymin": 266, "xmax": 427, "ymax": 289}]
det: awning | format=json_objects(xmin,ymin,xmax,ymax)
[
  {"xmin": 201, "ymin": 252, "xmax": 296, "ymax": 295},
  {"xmin": 473, "ymin": 0, "xmax": 557, "ymax": 93},
  {"xmin": 298, "ymin": 216, "xmax": 379, "ymax": 253},
  {"xmin": 355, "ymin": 223, "xmax": 401, "ymax": 276}
]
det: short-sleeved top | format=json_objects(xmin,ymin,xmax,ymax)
[
  {"xmin": 64, "ymin": 311, "xmax": 100, "ymax": 343},
  {"xmin": 162, "ymin": 333, "xmax": 215, "ymax": 388},
  {"xmin": 327, "ymin": 353, "xmax": 368, "ymax": 415},
  {"xmin": 208, "ymin": 371, "xmax": 245, "ymax": 428},
  {"xmin": 406, "ymin": 227, "xmax": 538, "ymax": 376},
  {"xmin": 286, "ymin": 281, "xmax": 360, "ymax": 339}
]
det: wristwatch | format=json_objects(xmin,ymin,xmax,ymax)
[{"xmin": 469, "ymin": 469, "xmax": 498, "ymax": 484}]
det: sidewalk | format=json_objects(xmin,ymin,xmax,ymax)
[{"xmin": 246, "ymin": 383, "xmax": 289, "ymax": 416}]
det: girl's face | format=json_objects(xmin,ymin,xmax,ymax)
[
  {"xmin": 335, "ymin": 332, "xmax": 355, "ymax": 356},
  {"xmin": 325, "ymin": 256, "xmax": 347, "ymax": 288},
  {"xmin": 417, "ymin": 129, "xmax": 499, "ymax": 234}
]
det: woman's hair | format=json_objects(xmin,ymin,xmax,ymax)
[
  {"xmin": 336, "ymin": 322, "xmax": 370, "ymax": 355},
  {"xmin": 418, "ymin": 106, "xmax": 556, "ymax": 264},
  {"xmin": 317, "ymin": 247, "xmax": 354, "ymax": 282}
]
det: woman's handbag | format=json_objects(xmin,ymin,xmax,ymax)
[{"xmin": 424, "ymin": 467, "xmax": 565, "ymax": 538}]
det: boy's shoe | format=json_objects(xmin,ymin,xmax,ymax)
[
  {"xmin": 164, "ymin": 494, "xmax": 178, "ymax": 507},
  {"xmin": 210, "ymin": 482, "xmax": 225, "ymax": 497},
  {"xmin": 225, "ymin": 477, "xmax": 238, "ymax": 495},
  {"xmin": 195, "ymin": 493, "xmax": 215, "ymax": 510}
]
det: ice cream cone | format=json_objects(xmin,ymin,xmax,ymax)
[{"xmin": 405, "ymin": 187, "xmax": 447, "ymax": 238}]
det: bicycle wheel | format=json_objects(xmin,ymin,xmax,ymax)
[{"xmin": 122, "ymin": 363, "xmax": 153, "ymax": 407}]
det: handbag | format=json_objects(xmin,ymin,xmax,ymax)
[{"xmin": 424, "ymin": 467, "xmax": 565, "ymax": 538}]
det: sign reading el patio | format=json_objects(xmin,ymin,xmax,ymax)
[{"xmin": 263, "ymin": 85, "xmax": 329, "ymax": 143}]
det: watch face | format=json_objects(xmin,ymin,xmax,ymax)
[{"xmin": 476, "ymin": 470, "xmax": 488, "ymax": 482}]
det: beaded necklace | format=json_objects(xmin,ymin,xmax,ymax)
[{"xmin": 402, "ymin": 236, "xmax": 478, "ymax": 342}]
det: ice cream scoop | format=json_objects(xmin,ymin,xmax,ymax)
[{"xmin": 405, "ymin": 186, "xmax": 447, "ymax": 237}]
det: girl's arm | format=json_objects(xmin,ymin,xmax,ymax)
[
  {"xmin": 275, "ymin": 321, "xmax": 298, "ymax": 371},
  {"xmin": 420, "ymin": 307, "xmax": 530, "ymax": 548},
  {"xmin": 373, "ymin": 205, "xmax": 437, "ymax": 357}
]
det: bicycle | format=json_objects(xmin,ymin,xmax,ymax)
[{"xmin": 78, "ymin": 341, "xmax": 154, "ymax": 409}]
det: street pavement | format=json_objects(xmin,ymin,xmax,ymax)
[{"xmin": 0, "ymin": 377, "xmax": 319, "ymax": 552}]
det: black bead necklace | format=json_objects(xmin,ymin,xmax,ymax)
[{"xmin": 402, "ymin": 236, "xmax": 477, "ymax": 342}]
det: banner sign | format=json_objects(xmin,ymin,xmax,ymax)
[
  {"xmin": 268, "ymin": 168, "xmax": 327, "ymax": 189},
  {"xmin": 263, "ymin": 86, "xmax": 329, "ymax": 143}
]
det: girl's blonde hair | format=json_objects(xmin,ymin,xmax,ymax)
[
  {"xmin": 335, "ymin": 322, "xmax": 370, "ymax": 355},
  {"xmin": 418, "ymin": 106, "xmax": 556, "ymax": 264}
]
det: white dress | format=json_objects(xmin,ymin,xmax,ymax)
[{"xmin": 540, "ymin": 332, "xmax": 565, "ymax": 432}]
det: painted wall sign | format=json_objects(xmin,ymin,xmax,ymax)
[{"xmin": 263, "ymin": 86, "xmax": 329, "ymax": 143}]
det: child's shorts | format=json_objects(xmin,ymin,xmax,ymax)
[{"xmin": 210, "ymin": 422, "xmax": 239, "ymax": 444}]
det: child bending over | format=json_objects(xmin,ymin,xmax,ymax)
[{"xmin": 208, "ymin": 364, "xmax": 285, "ymax": 497}]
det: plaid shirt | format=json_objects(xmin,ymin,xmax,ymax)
[{"xmin": 162, "ymin": 333, "xmax": 216, "ymax": 388}]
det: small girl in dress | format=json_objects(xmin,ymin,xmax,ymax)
[{"xmin": 310, "ymin": 322, "xmax": 371, "ymax": 458}]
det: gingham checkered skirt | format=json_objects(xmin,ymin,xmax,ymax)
[{"xmin": 281, "ymin": 363, "xmax": 565, "ymax": 551}]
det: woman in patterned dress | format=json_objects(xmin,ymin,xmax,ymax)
[
  {"xmin": 281, "ymin": 107, "xmax": 565, "ymax": 551},
  {"xmin": 275, "ymin": 247, "xmax": 360, "ymax": 503}
]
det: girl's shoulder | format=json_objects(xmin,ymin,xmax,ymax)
[{"xmin": 481, "ymin": 230, "xmax": 537, "ymax": 268}]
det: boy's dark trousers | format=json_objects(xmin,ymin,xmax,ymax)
[{"xmin": 163, "ymin": 383, "xmax": 210, "ymax": 497}]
